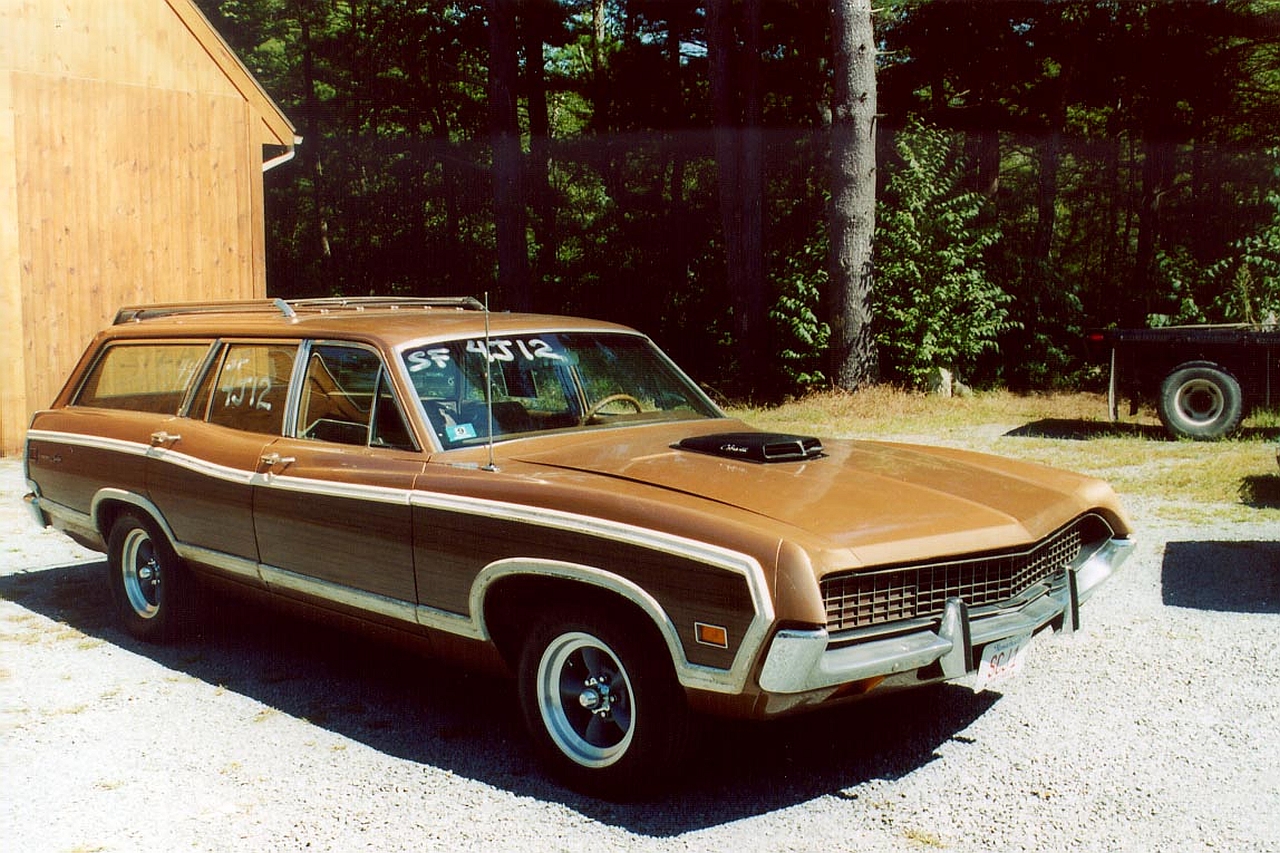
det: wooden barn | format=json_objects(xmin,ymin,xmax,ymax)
[{"xmin": 0, "ymin": 0, "xmax": 297, "ymax": 455}]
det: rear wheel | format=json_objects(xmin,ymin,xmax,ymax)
[
  {"xmin": 107, "ymin": 512, "xmax": 190, "ymax": 643},
  {"xmin": 517, "ymin": 606, "xmax": 688, "ymax": 798},
  {"xmin": 1157, "ymin": 364, "xmax": 1243, "ymax": 440}
]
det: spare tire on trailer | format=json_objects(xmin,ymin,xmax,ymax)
[{"xmin": 1157, "ymin": 363, "xmax": 1244, "ymax": 440}]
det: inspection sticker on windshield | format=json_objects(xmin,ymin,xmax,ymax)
[{"xmin": 974, "ymin": 632, "xmax": 1032, "ymax": 693}]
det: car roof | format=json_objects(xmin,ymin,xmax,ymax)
[{"xmin": 102, "ymin": 298, "xmax": 642, "ymax": 348}]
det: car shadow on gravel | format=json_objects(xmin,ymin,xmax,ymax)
[
  {"xmin": 1004, "ymin": 418, "xmax": 1167, "ymax": 441},
  {"xmin": 1162, "ymin": 541, "xmax": 1280, "ymax": 613},
  {"xmin": 1005, "ymin": 418, "xmax": 1280, "ymax": 442},
  {"xmin": 1, "ymin": 561, "xmax": 1000, "ymax": 834}
]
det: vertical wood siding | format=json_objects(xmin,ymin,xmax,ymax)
[
  {"xmin": 7, "ymin": 75, "xmax": 260, "ymax": 439},
  {"xmin": 0, "ymin": 0, "xmax": 290, "ymax": 454}
]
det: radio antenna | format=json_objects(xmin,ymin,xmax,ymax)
[{"xmin": 482, "ymin": 292, "xmax": 498, "ymax": 472}]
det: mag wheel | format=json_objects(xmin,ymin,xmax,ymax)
[
  {"xmin": 107, "ymin": 512, "xmax": 189, "ymax": 642},
  {"xmin": 1157, "ymin": 364, "xmax": 1243, "ymax": 440},
  {"xmin": 517, "ymin": 607, "xmax": 688, "ymax": 798}
]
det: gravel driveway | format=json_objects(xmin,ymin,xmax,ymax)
[{"xmin": 2, "ymin": 451, "xmax": 1278, "ymax": 853}]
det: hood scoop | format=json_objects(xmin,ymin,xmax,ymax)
[{"xmin": 676, "ymin": 432, "xmax": 824, "ymax": 464}]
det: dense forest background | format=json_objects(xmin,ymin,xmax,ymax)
[{"xmin": 200, "ymin": 0, "xmax": 1280, "ymax": 398}]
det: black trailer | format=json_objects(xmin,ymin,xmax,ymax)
[{"xmin": 1087, "ymin": 324, "xmax": 1280, "ymax": 440}]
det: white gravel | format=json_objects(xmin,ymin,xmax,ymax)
[{"xmin": 2, "ymin": 451, "xmax": 1278, "ymax": 853}]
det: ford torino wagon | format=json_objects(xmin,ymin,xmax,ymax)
[{"xmin": 23, "ymin": 297, "xmax": 1134, "ymax": 796}]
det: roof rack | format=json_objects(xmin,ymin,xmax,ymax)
[{"xmin": 113, "ymin": 296, "xmax": 485, "ymax": 325}]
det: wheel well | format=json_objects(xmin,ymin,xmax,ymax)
[
  {"xmin": 1165, "ymin": 359, "xmax": 1235, "ymax": 378},
  {"xmin": 1162, "ymin": 359, "xmax": 1263, "ymax": 404},
  {"xmin": 93, "ymin": 497, "xmax": 173, "ymax": 552},
  {"xmin": 94, "ymin": 499, "xmax": 132, "ymax": 541},
  {"xmin": 482, "ymin": 575, "xmax": 666, "ymax": 669}
]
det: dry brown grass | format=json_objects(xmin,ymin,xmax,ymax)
[{"xmin": 728, "ymin": 389, "xmax": 1280, "ymax": 523}]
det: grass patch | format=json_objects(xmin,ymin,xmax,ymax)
[{"xmin": 728, "ymin": 389, "xmax": 1280, "ymax": 522}]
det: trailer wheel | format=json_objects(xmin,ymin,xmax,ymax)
[{"xmin": 1157, "ymin": 364, "xmax": 1243, "ymax": 440}]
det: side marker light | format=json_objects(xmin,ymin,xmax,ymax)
[{"xmin": 695, "ymin": 622, "xmax": 729, "ymax": 649}]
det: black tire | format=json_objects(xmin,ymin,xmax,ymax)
[
  {"xmin": 1157, "ymin": 364, "xmax": 1244, "ymax": 440},
  {"xmin": 516, "ymin": 605, "xmax": 689, "ymax": 798},
  {"xmin": 107, "ymin": 512, "xmax": 191, "ymax": 643}
]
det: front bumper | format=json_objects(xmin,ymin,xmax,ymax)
[{"xmin": 758, "ymin": 536, "xmax": 1134, "ymax": 694}]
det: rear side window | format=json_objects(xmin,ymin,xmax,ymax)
[
  {"xmin": 74, "ymin": 343, "xmax": 210, "ymax": 413},
  {"xmin": 204, "ymin": 343, "xmax": 298, "ymax": 435}
]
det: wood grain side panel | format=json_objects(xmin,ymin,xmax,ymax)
[
  {"xmin": 26, "ymin": 409, "xmax": 159, "ymax": 515},
  {"xmin": 413, "ymin": 508, "xmax": 756, "ymax": 669},
  {"xmin": 144, "ymin": 419, "xmax": 267, "ymax": 562},
  {"xmin": 255, "ymin": 487, "xmax": 416, "ymax": 603},
  {"xmin": 253, "ymin": 442, "xmax": 422, "ymax": 603},
  {"xmin": 147, "ymin": 454, "xmax": 258, "ymax": 561}
]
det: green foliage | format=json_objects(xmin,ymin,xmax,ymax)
[
  {"xmin": 770, "ymin": 235, "xmax": 830, "ymax": 389},
  {"xmin": 1204, "ymin": 161, "xmax": 1280, "ymax": 324},
  {"xmin": 873, "ymin": 121, "xmax": 1012, "ymax": 387},
  {"xmin": 198, "ymin": 1, "xmax": 1280, "ymax": 394},
  {"xmin": 1155, "ymin": 149, "xmax": 1280, "ymax": 326}
]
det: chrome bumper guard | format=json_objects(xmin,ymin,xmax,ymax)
[{"xmin": 759, "ymin": 536, "xmax": 1135, "ymax": 694}]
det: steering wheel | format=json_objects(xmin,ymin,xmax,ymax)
[{"xmin": 582, "ymin": 393, "xmax": 644, "ymax": 423}]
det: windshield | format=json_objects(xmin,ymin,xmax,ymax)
[{"xmin": 401, "ymin": 332, "xmax": 719, "ymax": 448}]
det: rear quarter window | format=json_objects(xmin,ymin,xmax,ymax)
[{"xmin": 74, "ymin": 342, "xmax": 210, "ymax": 414}]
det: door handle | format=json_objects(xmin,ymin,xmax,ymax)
[
  {"xmin": 260, "ymin": 452, "xmax": 296, "ymax": 470},
  {"xmin": 149, "ymin": 431, "xmax": 181, "ymax": 446}
]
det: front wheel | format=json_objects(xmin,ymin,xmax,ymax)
[
  {"xmin": 1157, "ymin": 364, "xmax": 1243, "ymax": 440},
  {"xmin": 517, "ymin": 607, "xmax": 689, "ymax": 798},
  {"xmin": 107, "ymin": 512, "xmax": 191, "ymax": 643}
]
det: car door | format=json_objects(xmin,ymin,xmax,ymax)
[
  {"xmin": 145, "ymin": 340, "xmax": 300, "ymax": 582},
  {"xmin": 252, "ymin": 341, "xmax": 425, "ymax": 616}
]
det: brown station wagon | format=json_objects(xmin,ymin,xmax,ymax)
[{"xmin": 23, "ymin": 297, "xmax": 1134, "ymax": 796}]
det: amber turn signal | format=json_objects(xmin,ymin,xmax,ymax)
[{"xmin": 695, "ymin": 622, "xmax": 729, "ymax": 648}]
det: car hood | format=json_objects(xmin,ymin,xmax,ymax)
[{"xmin": 508, "ymin": 420, "xmax": 1123, "ymax": 565}]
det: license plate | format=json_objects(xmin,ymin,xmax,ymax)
[{"xmin": 973, "ymin": 632, "xmax": 1032, "ymax": 693}]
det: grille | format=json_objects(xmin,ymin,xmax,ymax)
[{"xmin": 821, "ymin": 520, "xmax": 1085, "ymax": 632}]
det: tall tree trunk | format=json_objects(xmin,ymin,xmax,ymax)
[
  {"xmin": 522, "ymin": 17, "xmax": 555, "ymax": 311},
  {"xmin": 964, "ymin": 130, "xmax": 1001, "ymax": 199},
  {"xmin": 487, "ymin": 0, "xmax": 531, "ymax": 310},
  {"xmin": 1033, "ymin": 130, "xmax": 1064, "ymax": 270},
  {"xmin": 1100, "ymin": 136, "xmax": 1122, "ymax": 293},
  {"xmin": 740, "ymin": 0, "xmax": 765, "ymax": 372},
  {"xmin": 707, "ymin": 0, "xmax": 766, "ymax": 393},
  {"xmin": 1033, "ymin": 61, "xmax": 1075, "ymax": 277},
  {"xmin": 590, "ymin": 0, "xmax": 609, "ymax": 131},
  {"xmin": 423, "ymin": 50, "xmax": 462, "ymax": 293},
  {"xmin": 295, "ymin": 3, "xmax": 331, "ymax": 292},
  {"xmin": 828, "ymin": 0, "xmax": 879, "ymax": 389},
  {"xmin": 1131, "ymin": 137, "xmax": 1175, "ymax": 325}
]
